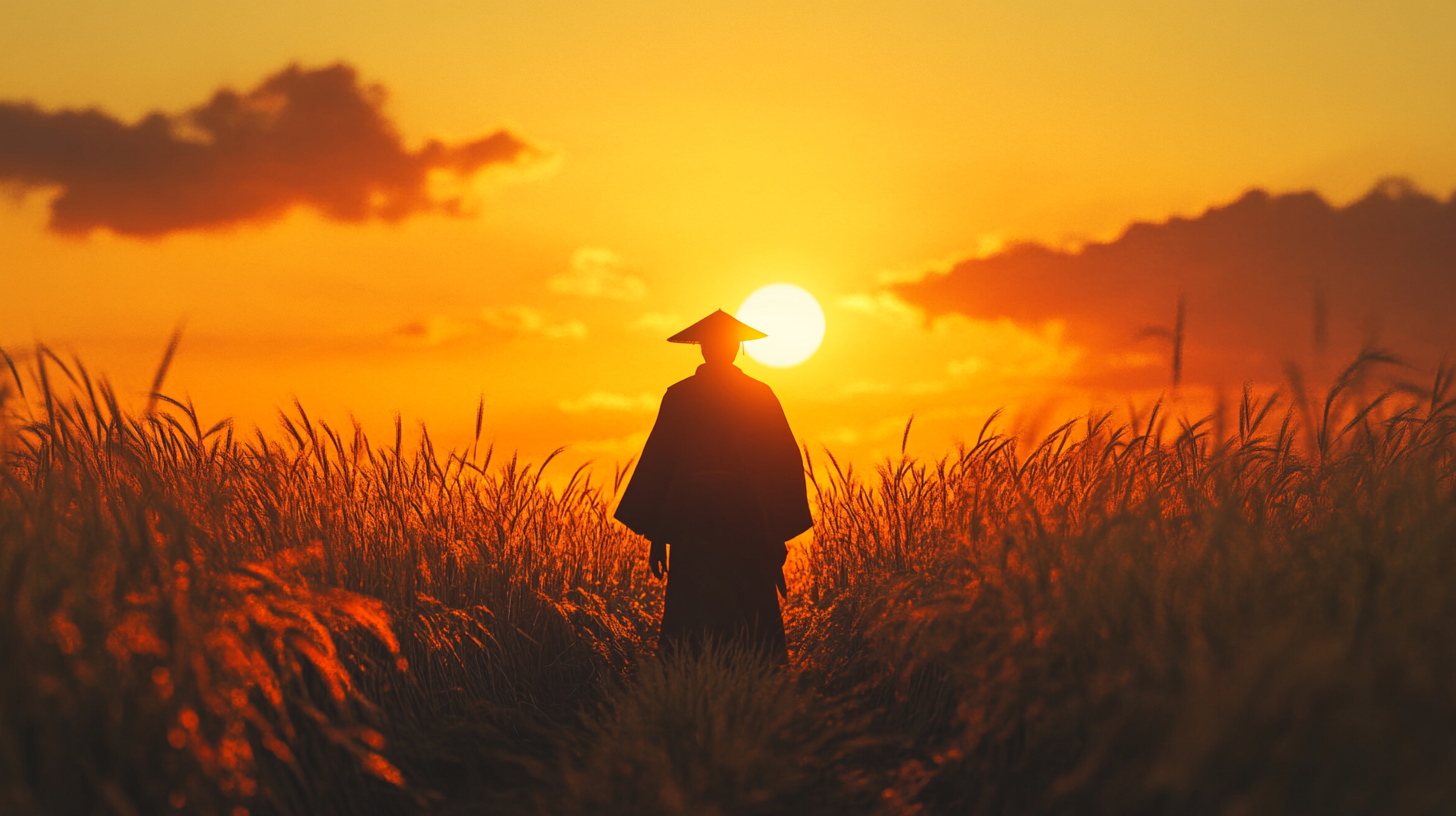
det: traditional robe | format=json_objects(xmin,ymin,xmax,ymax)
[{"xmin": 615, "ymin": 362, "xmax": 812, "ymax": 661}]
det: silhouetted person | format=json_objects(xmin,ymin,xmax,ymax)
[{"xmin": 614, "ymin": 310, "xmax": 813, "ymax": 664}]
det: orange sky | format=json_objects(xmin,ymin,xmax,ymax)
[{"xmin": 4, "ymin": 1, "xmax": 1456, "ymax": 471}]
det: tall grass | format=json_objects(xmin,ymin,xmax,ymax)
[
  {"xmin": 792, "ymin": 352, "xmax": 1456, "ymax": 813},
  {"xmin": 4, "ymin": 346, "xmax": 1456, "ymax": 814},
  {"xmin": 0, "ymin": 348, "xmax": 658, "ymax": 814},
  {"xmin": 555, "ymin": 639, "xmax": 895, "ymax": 816}
]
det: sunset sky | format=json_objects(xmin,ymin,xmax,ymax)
[{"xmin": 4, "ymin": 1, "xmax": 1456, "ymax": 472}]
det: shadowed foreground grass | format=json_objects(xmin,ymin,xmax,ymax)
[{"xmin": 3, "ymin": 348, "xmax": 1455, "ymax": 815}]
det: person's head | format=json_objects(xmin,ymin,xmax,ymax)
[{"xmin": 700, "ymin": 337, "xmax": 739, "ymax": 366}]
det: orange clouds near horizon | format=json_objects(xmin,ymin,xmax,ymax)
[
  {"xmin": 888, "ymin": 179, "xmax": 1456, "ymax": 394},
  {"xmin": 0, "ymin": 63, "xmax": 543, "ymax": 238}
]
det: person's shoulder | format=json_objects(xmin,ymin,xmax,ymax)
[
  {"xmin": 661, "ymin": 375, "xmax": 699, "ymax": 403},
  {"xmin": 729, "ymin": 371, "xmax": 783, "ymax": 411},
  {"xmin": 673, "ymin": 365, "xmax": 774, "ymax": 398},
  {"xmin": 733, "ymin": 368, "xmax": 775, "ymax": 394}
]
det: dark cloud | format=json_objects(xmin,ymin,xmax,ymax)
[
  {"xmin": 0, "ymin": 63, "xmax": 540, "ymax": 237},
  {"xmin": 893, "ymin": 179, "xmax": 1456, "ymax": 385}
]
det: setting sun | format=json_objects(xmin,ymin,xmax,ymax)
[{"xmin": 737, "ymin": 284, "xmax": 826, "ymax": 368}]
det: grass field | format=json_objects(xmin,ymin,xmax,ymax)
[{"xmin": 3, "ymin": 347, "xmax": 1455, "ymax": 815}]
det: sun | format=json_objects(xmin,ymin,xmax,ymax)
[{"xmin": 736, "ymin": 284, "xmax": 826, "ymax": 368}]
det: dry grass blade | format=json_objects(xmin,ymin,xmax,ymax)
[{"xmin": 146, "ymin": 321, "xmax": 185, "ymax": 417}]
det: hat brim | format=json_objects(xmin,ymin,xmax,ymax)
[{"xmin": 667, "ymin": 309, "xmax": 768, "ymax": 344}]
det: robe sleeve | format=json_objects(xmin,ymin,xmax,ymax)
[
  {"xmin": 612, "ymin": 386, "xmax": 683, "ymax": 541},
  {"xmin": 745, "ymin": 386, "xmax": 814, "ymax": 542}
]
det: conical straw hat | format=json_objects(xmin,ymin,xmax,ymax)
[{"xmin": 666, "ymin": 309, "xmax": 768, "ymax": 344}]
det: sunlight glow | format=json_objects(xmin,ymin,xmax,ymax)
[{"xmin": 737, "ymin": 284, "xmax": 826, "ymax": 368}]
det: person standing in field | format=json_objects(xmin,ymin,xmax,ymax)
[{"xmin": 614, "ymin": 309, "xmax": 813, "ymax": 664}]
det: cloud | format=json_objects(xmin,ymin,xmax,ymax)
[
  {"xmin": 891, "ymin": 179, "xmax": 1456, "ymax": 384},
  {"xmin": 873, "ymin": 243, "xmax": 1001, "ymax": 285},
  {"xmin": 395, "ymin": 315, "xmax": 477, "ymax": 346},
  {"xmin": 839, "ymin": 292, "xmax": 924, "ymax": 329},
  {"xmin": 626, "ymin": 312, "xmax": 684, "ymax": 334},
  {"xmin": 396, "ymin": 306, "xmax": 586, "ymax": 344},
  {"xmin": 558, "ymin": 391, "xmax": 659, "ymax": 413},
  {"xmin": 549, "ymin": 247, "xmax": 648, "ymax": 300},
  {"xmin": 479, "ymin": 306, "xmax": 587, "ymax": 340},
  {"xmin": 0, "ymin": 62, "xmax": 542, "ymax": 237}
]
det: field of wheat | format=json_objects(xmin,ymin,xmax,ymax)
[{"xmin": 3, "ymin": 347, "xmax": 1454, "ymax": 815}]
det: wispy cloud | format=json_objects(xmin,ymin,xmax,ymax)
[
  {"xmin": 626, "ymin": 312, "xmax": 684, "ymax": 334},
  {"xmin": 394, "ymin": 315, "xmax": 478, "ymax": 346},
  {"xmin": 396, "ymin": 306, "xmax": 586, "ymax": 345},
  {"xmin": 839, "ymin": 291, "xmax": 924, "ymax": 329},
  {"xmin": 548, "ymin": 247, "xmax": 647, "ymax": 300},
  {"xmin": 480, "ymin": 306, "xmax": 587, "ymax": 340},
  {"xmin": 0, "ymin": 62, "xmax": 543, "ymax": 237},
  {"xmin": 872, "ymin": 243, "xmax": 1000, "ymax": 285},
  {"xmin": 558, "ymin": 391, "xmax": 659, "ymax": 413}
]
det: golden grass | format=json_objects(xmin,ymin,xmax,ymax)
[
  {"xmin": 791, "ymin": 351, "xmax": 1456, "ymax": 814},
  {"xmin": 1, "ymin": 347, "xmax": 657, "ymax": 814},
  {"xmin": 4, "ymin": 346, "xmax": 1456, "ymax": 814}
]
